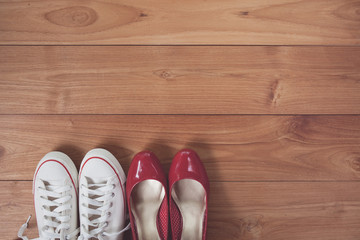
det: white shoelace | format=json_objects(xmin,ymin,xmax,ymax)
[
  {"xmin": 78, "ymin": 178, "xmax": 130, "ymax": 240},
  {"xmin": 18, "ymin": 179, "xmax": 79, "ymax": 240}
]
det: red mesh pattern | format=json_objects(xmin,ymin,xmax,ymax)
[
  {"xmin": 157, "ymin": 198, "xmax": 169, "ymax": 240},
  {"xmin": 170, "ymin": 196, "xmax": 183, "ymax": 240}
]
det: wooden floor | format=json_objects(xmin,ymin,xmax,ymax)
[{"xmin": 1, "ymin": 0, "xmax": 360, "ymax": 239}]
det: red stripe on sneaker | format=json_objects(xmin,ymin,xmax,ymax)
[
  {"xmin": 33, "ymin": 159, "xmax": 78, "ymax": 221},
  {"xmin": 34, "ymin": 159, "xmax": 78, "ymax": 197}
]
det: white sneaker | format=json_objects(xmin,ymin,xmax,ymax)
[
  {"xmin": 18, "ymin": 151, "xmax": 79, "ymax": 240},
  {"xmin": 78, "ymin": 148, "xmax": 130, "ymax": 240}
]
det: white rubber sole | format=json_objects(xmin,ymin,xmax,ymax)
[
  {"xmin": 80, "ymin": 148, "xmax": 126, "ymax": 185},
  {"xmin": 33, "ymin": 151, "xmax": 78, "ymax": 194}
]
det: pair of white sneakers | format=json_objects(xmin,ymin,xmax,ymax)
[{"xmin": 18, "ymin": 148, "xmax": 130, "ymax": 240}]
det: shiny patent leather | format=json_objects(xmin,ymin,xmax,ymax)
[
  {"xmin": 126, "ymin": 151, "xmax": 169, "ymax": 240},
  {"xmin": 169, "ymin": 149, "xmax": 210, "ymax": 240}
]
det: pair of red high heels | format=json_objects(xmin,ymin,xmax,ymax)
[{"xmin": 126, "ymin": 149, "xmax": 209, "ymax": 240}]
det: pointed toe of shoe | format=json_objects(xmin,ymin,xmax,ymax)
[
  {"xmin": 127, "ymin": 151, "xmax": 167, "ymax": 191},
  {"xmin": 169, "ymin": 149, "xmax": 209, "ymax": 192}
]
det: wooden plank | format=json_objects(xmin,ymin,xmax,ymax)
[
  {"xmin": 1, "ymin": 182, "xmax": 34, "ymax": 240},
  {"xmin": 3, "ymin": 181, "xmax": 360, "ymax": 240},
  {"xmin": 1, "ymin": 46, "xmax": 360, "ymax": 114},
  {"xmin": 1, "ymin": 115, "xmax": 359, "ymax": 181},
  {"xmin": 210, "ymin": 181, "xmax": 360, "ymax": 240},
  {"xmin": 0, "ymin": 0, "xmax": 359, "ymax": 45}
]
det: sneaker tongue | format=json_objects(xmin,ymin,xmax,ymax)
[
  {"xmin": 83, "ymin": 177, "xmax": 113, "ymax": 234},
  {"xmin": 43, "ymin": 179, "xmax": 67, "ymax": 188},
  {"xmin": 85, "ymin": 176, "xmax": 113, "ymax": 185},
  {"xmin": 43, "ymin": 179, "xmax": 69, "ymax": 234}
]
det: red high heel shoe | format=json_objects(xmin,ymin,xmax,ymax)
[
  {"xmin": 126, "ymin": 151, "xmax": 169, "ymax": 240},
  {"xmin": 169, "ymin": 149, "xmax": 209, "ymax": 240}
]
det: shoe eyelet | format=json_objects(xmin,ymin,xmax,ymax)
[
  {"xmin": 107, "ymin": 212, "xmax": 111, "ymax": 217},
  {"xmin": 112, "ymin": 184, "xmax": 116, "ymax": 189},
  {"xmin": 111, "ymin": 193, "xmax": 115, "ymax": 197},
  {"xmin": 110, "ymin": 202, "xmax": 113, "ymax": 207}
]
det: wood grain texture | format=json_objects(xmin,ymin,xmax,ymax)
[
  {"xmin": 1, "ymin": 0, "xmax": 360, "ymax": 239},
  {"xmin": 1, "ymin": 46, "xmax": 360, "ymax": 114},
  {"xmin": 1, "ymin": 115, "xmax": 360, "ymax": 181},
  {"xmin": 0, "ymin": 0, "xmax": 359, "ymax": 45},
  {"xmin": 3, "ymin": 181, "xmax": 360, "ymax": 240}
]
